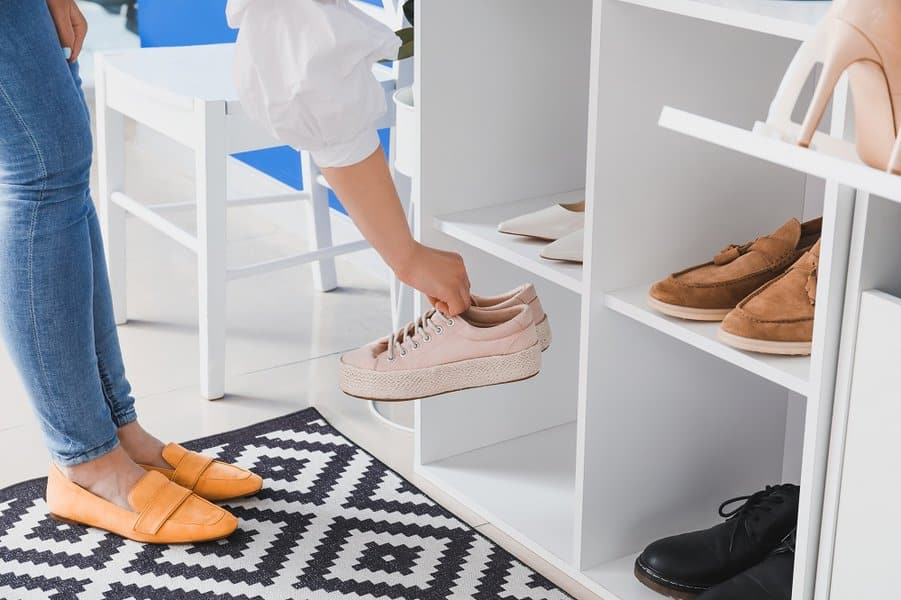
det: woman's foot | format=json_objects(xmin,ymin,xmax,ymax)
[
  {"xmin": 142, "ymin": 443, "xmax": 264, "ymax": 502},
  {"xmin": 116, "ymin": 421, "xmax": 263, "ymax": 501},
  {"xmin": 117, "ymin": 421, "xmax": 168, "ymax": 469},
  {"xmin": 47, "ymin": 462, "xmax": 239, "ymax": 544},
  {"xmin": 60, "ymin": 445, "xmax": 148, "ymax": 510}
]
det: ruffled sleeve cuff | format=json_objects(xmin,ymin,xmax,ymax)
[{"xmin": 311, "ymin": 128, "xmax": 381, "ymax": 169}]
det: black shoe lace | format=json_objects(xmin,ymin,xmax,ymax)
[
  {"xmin": 776, "ymin": 529, "xmax": 796, "ymax": 554},
  {"xmin": 717, "ymin": 485, "xmax": 788, "ymax": 553}
]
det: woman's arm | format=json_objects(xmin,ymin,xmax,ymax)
[
  {"xmin": 322, "ymin": 149, "xmax": 471, "ymax": 316},
  {"xmin": 228, "ymin": 0, "xmax": 473, "ymax": 315}
]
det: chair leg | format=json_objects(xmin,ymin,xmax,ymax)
[
  {"xmin": 301, "ymin": 152, "xmax": 338, "ymax": 292},
  {"xmin": 95, "ymin": 57, "xmax": 128, "ymax": 325},
  {"xmin": 195, "ymin": 100, "xmax": 228, "ymax": 400},
  {"xmin": 388, "ymin": 123, "xmax": 416, "ymax": 329}
]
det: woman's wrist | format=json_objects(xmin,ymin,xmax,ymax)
[{"xmin": 388, "ymin": 238, "xmax": 420, "ymax": 281}]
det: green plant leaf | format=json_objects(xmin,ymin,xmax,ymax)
[
  {"xmin": 403, "ymin": 0, "xmax": 414, "ymax": 25},
  {"xmin": 396, "ymin": 27, "xmax": 414, "ymax": 45},
  {"xmin": 397, "ymin": 40, "xmax": 414, "ymax": 61}
]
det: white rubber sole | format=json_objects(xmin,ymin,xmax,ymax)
[
  {"xmin": 717, "ymin": 329, "xmax": 812, "ymax": 356},
  {"xmin": 340, "ymin": 343, "xmax": 542, "ymax": 401},
  {"xmin": 536, "ymin": 316, "xmax": 552, "ymax": 351},
  {"xmin": 647, "ymin": 295, "xmax": 733, "ymax": 321}
]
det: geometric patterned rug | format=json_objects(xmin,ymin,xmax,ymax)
[{"xmin": 0, "ymin": 408, "xmax": 571, "ymax": 599}]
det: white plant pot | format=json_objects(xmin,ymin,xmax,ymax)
[{"xmin": 393, "ymin": 86, "xmax": 418, "ymax": 178}]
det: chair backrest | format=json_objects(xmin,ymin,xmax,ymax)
[
  {"xmin": 136, "ymin": 0, "xmax": 408, "ymax": 214},
  {"xmin": 139, "ymin": 0, "xmax": 397, "ymax": 47},
  {"xmin": 138, "ymin": 0, "xmax": 237, "ymax": 47}
]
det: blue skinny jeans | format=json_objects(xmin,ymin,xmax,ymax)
[{"xmin": 0, "ymin": 0, "xmax": 137, "ymax": 466}]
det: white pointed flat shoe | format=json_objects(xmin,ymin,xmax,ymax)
[
  {"xmin": 497, "ymin": 201, "xmax": 585, "ymax": 241},
  {"xmin": 540, "ymin": 228, "xmax": 584, "ymax": 263}
]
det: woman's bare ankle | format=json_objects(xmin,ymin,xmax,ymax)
[
  {"xmin": 60, "ymin": 446, "xmax": 147, "ymax": 510},
  {"xmin": 117, "ymin": 421, "xmax": 168, "ymax": 469}
]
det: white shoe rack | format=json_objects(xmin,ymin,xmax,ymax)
[{"xmin": 411, "ymin": 2, "xmax": 887, "ymax": 599}]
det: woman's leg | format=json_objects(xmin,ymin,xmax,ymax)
[
  {"xmin": 0, "ymin": 0, "xmax": 146, "ymax": 505},
  {"xmin": 65, "ymin": 54, "xmax": 168, "ymax": 468}
]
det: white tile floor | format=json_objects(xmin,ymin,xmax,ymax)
[{"xmin": 0, "ymin": 54, "xmax": 600, "ymax": 600}]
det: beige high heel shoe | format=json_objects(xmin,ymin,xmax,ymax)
[{"xmin": 767, "ymin": 0, "xmax": 901, "ymax": 174}]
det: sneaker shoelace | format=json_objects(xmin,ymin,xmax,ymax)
[
  {"xmin": 717, "ymin": 485, "xmax": 792, "ymax": 552},
  {"xmin": 386, "ymin": 309, "xmax": 455, "ymax": 362}
]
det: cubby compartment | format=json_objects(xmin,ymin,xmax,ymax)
[
  {"xmin": 414, "ymin": 0, "xmax": 592, "ymax": 571},
  {"xmin": 416, "ymin": 268, "xmax": 583, "ymax": 565}
]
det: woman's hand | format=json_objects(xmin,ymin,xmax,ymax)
[
  {"xmin": 395, "ymin": 242, "xmax": 472, "ymax": 316},
  {"xmin": 47, "ymin": 0, "xmax": 88, "ymax": 63}
]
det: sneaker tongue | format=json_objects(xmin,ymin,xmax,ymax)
[{"xmin": 750, "ymin": 218, "xmax": 801, "ymax": 260}]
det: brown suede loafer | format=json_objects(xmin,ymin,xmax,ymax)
[
  {"xmin": 649, "ymin": 218, "xmax": 821, "ymax": 321},
  {"xmin": 140, "ymin": 443, "xmax": 263, "ymax": 502},
  {"xmin": 46, "ymin": 465, "xmax": 238, "ymax": 544},
  {"xmin": 718, "ymin": 240, "xmax": 820, "ymax": 356}
]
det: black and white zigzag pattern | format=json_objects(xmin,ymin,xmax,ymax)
[{"xmin": 0, "ymin": 409, "xmax": 570, "ymax": 600}]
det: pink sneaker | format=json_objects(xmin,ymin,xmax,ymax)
[
  {"xmin": 471, "ymin": 284, "xmax": 551, "ymax": 351},
  {"xmin": 340, "ymin": 305, "xmax": 541, "ymax": 401}
]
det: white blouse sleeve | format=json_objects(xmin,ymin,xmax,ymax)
[{"xmin": 226, "ymin": 0, "xmax": 401, "ymax": 168}]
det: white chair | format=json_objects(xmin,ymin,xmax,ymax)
[{"xmin": 94, "ymin": 42, "xmax": 401, "ymax": 400}]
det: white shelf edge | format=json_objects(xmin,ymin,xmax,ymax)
[
  {"xmin": 659, "ymin": 106, "xmax": 901, "ymax": 203},
  {"xmin": 605, "ymin": 287, "xmax": 811, "ymax": 395},
  {"xmin": 433, "ymin": 192, "xmax": 586, "ymax": 294},
  {"xmin": 617, "ymin": 0, "xmax": 826, "ymax": 41}
]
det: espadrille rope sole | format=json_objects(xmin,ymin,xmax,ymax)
[
  {"xmin": 340, "ymin": 342, "xmax": 542, "ymax": 401},
  {"xmin": 536, "ymin": 316, "xmax": 552, "ymax": 351}
]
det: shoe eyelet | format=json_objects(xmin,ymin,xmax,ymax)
[
  {"xmin": 412, "ymin": 342, "xmax": 420, "ymax": 350},
  {"xmin": 447, "ymin": 318, "xmax": 455, "ymax": 327},
  {"xmin": 434, "ymin": 327, "xmax": 443, "ymax": 335},
  {"xmin": 400, "ymin": 350, "xmax": 407, "ymax": 357},
  {"xmin": 387, "ymin": 356, "xmax": 395, "ymax": 362},
  {"xmin": 423, "ymin": 335, "xmax": 431, "ymax": 342}
]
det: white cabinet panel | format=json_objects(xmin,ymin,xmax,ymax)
[{"xmin": 830, "ymin": 290, "xmax": 901, "ymax": 599}]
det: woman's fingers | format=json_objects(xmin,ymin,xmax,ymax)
[
  {"xmin": 46, "ymin": 0, "xmax": 86, "ymax": 63},
  {"xmin": 46, "ymin": 0, "xmax": 75, "ymax": 53},
  {"xmin": 68, "ymin": 2, "xmax": 88, "ymax": 63},
  {"xmin": 443, "ymin": 289, "xmax": 470, "ymax": 317}
]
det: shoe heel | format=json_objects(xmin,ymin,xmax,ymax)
[
  {"xmin": 798, "ymin": 19, "xmax": 881, "ymax": 148},
  {"xmin": 889, "ymin": 133, "xmax": 901, "ymax": 174}
]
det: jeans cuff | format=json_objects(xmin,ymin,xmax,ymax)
[
  {"xmin": 112, "ymin": 407, "xmax": 138, "ymax": 429},
  {"xmin": 52, "ymin": 434, "xmax": 120, "ymax": 467}
]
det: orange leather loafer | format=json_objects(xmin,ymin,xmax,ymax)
[
  {"xmin": 46, "ymin": 464, "xmax": 238, "ymax": 544},
  {"xmin": 140, "ymin": 443, "xmax": 263, "ymax": 502}
]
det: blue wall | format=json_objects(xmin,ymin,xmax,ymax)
[{"xmin": 139, "ymin": 0, "xmax": 389, "ymax": 214}]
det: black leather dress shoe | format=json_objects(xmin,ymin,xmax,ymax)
[
  {"xmin": 698, "ymin": 530, "xmax": 795, "ymax": 599},
  {"xmin": 634, "ymin": 484, "xmax": 799, "ymax": 599}
]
